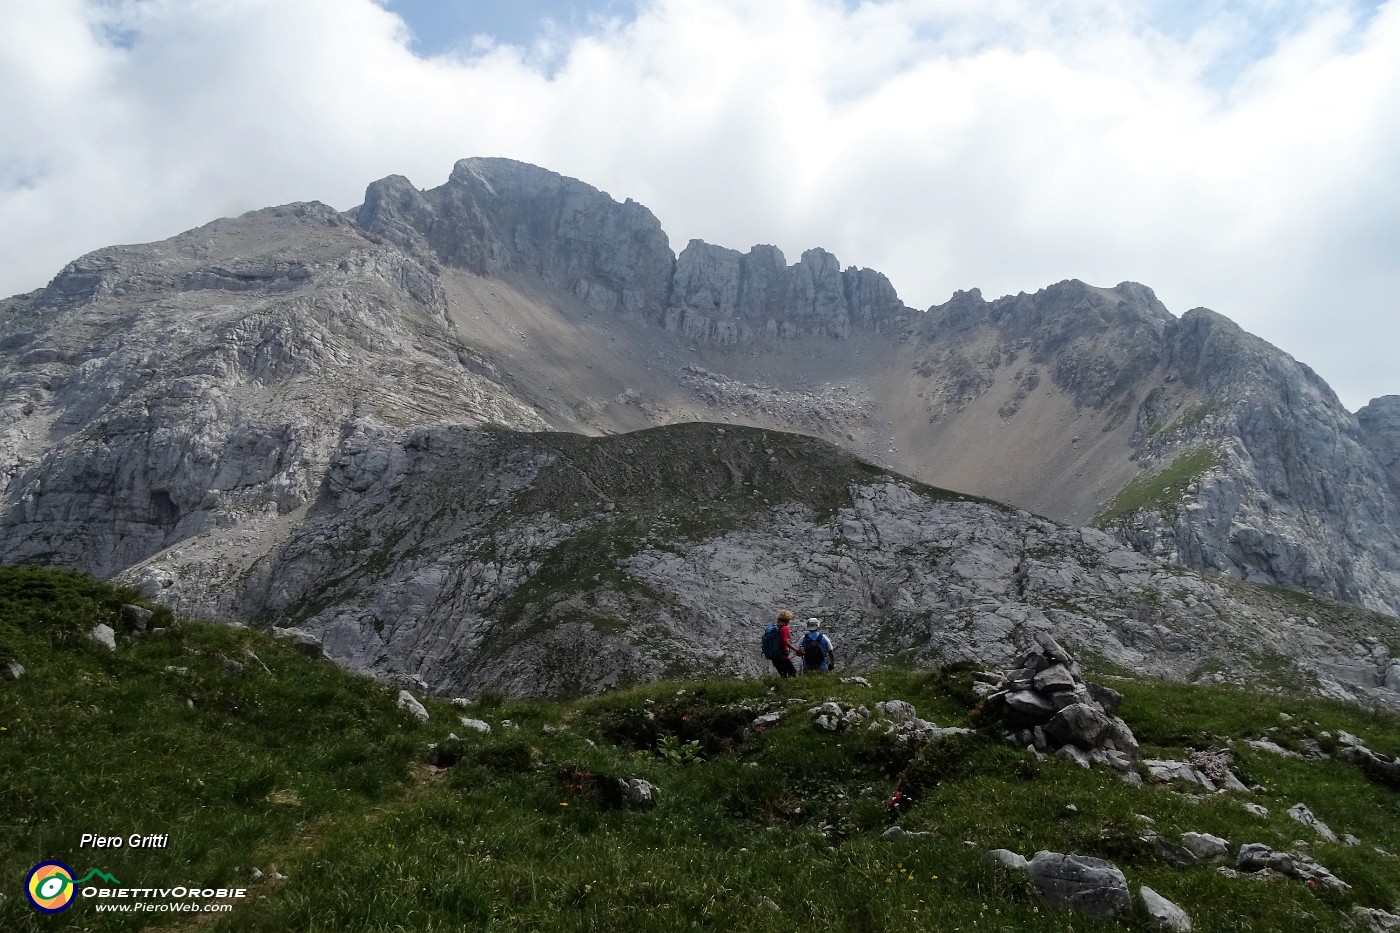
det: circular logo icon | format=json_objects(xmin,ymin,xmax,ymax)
[{"xmin": 26, "ymin": 861, "xmax": 76, "ymax": 914}]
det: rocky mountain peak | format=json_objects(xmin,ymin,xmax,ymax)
[{"xmin": 357, "ymin": 157, "xmax": 675, "ymax": 318}]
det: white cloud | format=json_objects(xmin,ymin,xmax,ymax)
[{"xmin": 1, "ymin": 0, "xmax": 1396, "ymax": 408}]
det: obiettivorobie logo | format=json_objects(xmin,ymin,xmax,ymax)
[
  {"xmin": 24, "ymin": 860, "xmax": 248, "ymax": 915},
  {"xmin": 25, "ymin": 862, "xmax": 122, "ymax": 914}
]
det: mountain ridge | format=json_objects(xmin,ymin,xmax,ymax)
[{"xmin": 2, "ymin": 157, "xmax": 1398, "ymax": 701}]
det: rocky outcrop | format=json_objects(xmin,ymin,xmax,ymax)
[
  {"xmin": 1359, "ymin": 396, "xmax": 1400, "ymax": 498},
  {"xmin": 1112, "ymin": 311, "xmax": 1400, "ymax": 617},
  {"xmin": 0, "ymin": 199, "xmax": 546, "ymax": 577},
  {"xmin": 357, "ymin": 158, "xmax": 675, "ymax": 318},
  {"xmin": 1025, "ymin": 851, "xmax": 1133, "ymax": 919},
  {"xmin": 113, "ymin": 421, "xmax": 1400, "ymax": 702},
  {"xmin": 665, "ymin": 240, "xmax": 906, "ymax": 343},
  {"xmin": 911, "ymin": 283, "xmax": 1400, "ymax": 617}
]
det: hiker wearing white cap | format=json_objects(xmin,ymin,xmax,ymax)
[{"xmin": 799, "ymin": 618, "xmax": 835, "ymax": 673}]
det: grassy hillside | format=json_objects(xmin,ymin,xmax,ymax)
[{"xmin": 3, "ymin": 568, "xmax": 1399, "ymax": 931}]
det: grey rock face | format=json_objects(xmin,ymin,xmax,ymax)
[
  {"xmin": 1026, "ymin": 851, "xmax": 1132, "ymax": 919},
  {"xmin": 918, "ymin": 283, "xmax": 1400, "ymax": 616},
  {"xmin": 359, "ymin": 158, "xmax": 674, "ymax": 319},
  {"xmin": 0, "ymin": 198, "xmax": 544, "ymax": 583},
  {"xmin": 127, "ymin": 421, "xmax": 1390, "ymax": 702},
  {"xmin": 666, "ymin": 240, "xmax": 905, "ymax": 344},
  {"xmin": 1358, "ymin": 396, "xmax": 1400, "ymax": 498}
]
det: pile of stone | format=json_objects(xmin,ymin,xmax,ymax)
[{"xmin": 978, "ymin": 633, "xmax": 1139, "ymax": 773}]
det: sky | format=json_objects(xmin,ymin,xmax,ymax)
[{"xmin": 1, "ymin": 1, "xmax": 1396, "ymax": 411}]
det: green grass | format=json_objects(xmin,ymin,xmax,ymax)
[
  {"xmin": 1093, "ymin": 449, "xmax": 1223, "ymax": 526},
  {"xmin": 3, "ymin": 568, "xmax": 1399, "ymax": 932}
]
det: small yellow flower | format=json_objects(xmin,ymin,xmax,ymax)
[{"xmin": 560, "ymin": 802, "xmax": 569, "ymax": 807}]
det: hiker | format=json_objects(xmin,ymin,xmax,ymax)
[
  {"xmin": 800, "ymin": 618, "xmax": 836, "ymax": 673},
  {"xmin": 761, "ymin": 609, "xmax": 800, "ymax": 678}
]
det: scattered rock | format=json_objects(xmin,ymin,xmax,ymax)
[
  {"xmin": 840, "ymin": 676, "xmax": 872, "ymax": 688},
  {"xmin": 622, "ymin": 778, "xmax": 658, "ymax": 809},
  {"xmin": 1143, "ymin": 759, "xmax": 1216, "ymax": 791},
  {"xmin": 1141, "ymin": 834, "xmax": 1198, "ymax": 867},
  {"xmin": 1246, "ymin": 739, "xmax": 1302, "ymax": 758},
  {"xmin": 451, "ymin": 698, "xmax": 472, "ymax": 708},
  {"xmin": 1026, "ymin": 851, "xmax": 1132, "ymax": 919},
  {"xmin": 1236, "ymin": 843, "xmax": 1349, "ymax": 890},
  {"xmin": 1352, "ymin": 906, "xmax": 1400, "ymax": 933},
  {"xmin": 1, "ymin": 659, "xmax": 23, "ymax": 681},
  {"xmin": 752, "ymin": 712, "xmax": 782, "ymax": 729},
  {"xmin": 1242, "ymin": 803, "xmax": 1269, "ymax": 819},
  {"xmin": 1287, "ymin": 803, "xmax": 1340, "ymax": 844},
  {"xmin": 222, "ymin": 658, "xmax": 244, "ymax": 677},
  {"xmin": 459, "ymin": 717, "xmax": 491, "ymax": 734},
  {"xmin": 396, "ymin": 690, "xmax": 429, "ymax": 722},
  {"xmin": 880, "ymin": 825, "xmax": 931, "ymax": 840},
  {"xmin": 756, "ymin": 895, "xmax": 780, "ymax": 911},
  {"xmin": 89, "ymin": 623, "xmax": 116, "ymax": 651},
  {"xmin": 120, "ymin": 603, "xmax": 152, "ymax": 633},
  {"xmin": 875, "ymin": 700, "xmax": 916, "ymax": 721},
  {"xmin": 1139, "ymin": 885, "xmax": 1193, "ymax": 932},
  {"xmin": 272, "ymin": 626, "xmax": 324, "ymax": 659},
  {"xmin": 1180, "ymin": 832, "xmax": 1230, "ymax": 860},
  {"xmin": 984, "ymin": 848, "xmax": 1030, "ymax": 871}
]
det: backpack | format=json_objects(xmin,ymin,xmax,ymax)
[
  {"xmin": 761, "ymin": 625, "xmax": 784, "ymax": 660},
  {"xmin": 802, "ymin": 631, "xmax": 827, "ymax": 669}
]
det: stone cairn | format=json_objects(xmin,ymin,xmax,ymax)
[{"xmin": 976, "ymin": 632, "xmax": 1140, "ymax": 776}]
